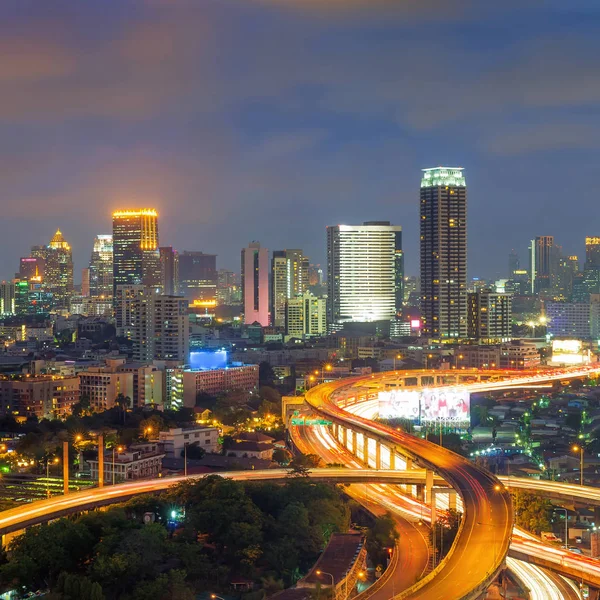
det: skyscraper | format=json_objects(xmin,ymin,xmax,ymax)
[
  {"xmin": 178, "ymin": 251, "xmax": 217, "ymax": 303},
  {"xmin": 19, "ymin": 257, "xmax": 44, "ymax": 282},
  {"xmin": 585, "ymin": 237, "xmax": 600, "ymax": 270},
  {"xmin": 159, "ymin": 246, "xmax": 179, "ymax": 296},
  {"xmin": 271, "ymin": 249, "xmax": 309, "ymax": 328},
  {"xmin": 112, "ymin": 209, "xmax": 161, "ymax": 304},
  {"xmin": 89, "ymin": 234, "xmax": 113, "ymax": 298},
  {"xmin": 420, "ymin": 167, "xmax": 467, "ymax": 339},
  {"xmin": 327, "ymin": 222, "xmax": 402, "ymax": 326},
  {"xmin": 42, "ymin": 229, "xmax": 74, "ymax": 309},
  {"xmin": 241, "ymin": 242, "xmax": 269, "ymax": 326},
  {"xmin": 467, "ymin": 288, "xmax": 512, "ymax": 343},
  {"xmin": 533, "ymin": 235, "xmax": 556, "ymax": 294},
  {"xmin": 508, "ymin": 250, "xmax": 520, "ymax": 277},
  {"xmin": 286, "ymin": 291, "xmax": 327, "ymax": 338}
]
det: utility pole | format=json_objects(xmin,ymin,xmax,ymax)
[
  {"xmin": 98, "ymin": 434, "xmax": 104, "ymax": 488},
  {"xmin": 62, "ymin": 441, "xmax": 69, "ymax": 495}
]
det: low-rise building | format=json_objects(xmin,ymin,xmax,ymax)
[
  {"xmin": 88, "ymin": 442, "xmax": 165, "ymax": 483},
  {"xmin": 226, "ymin": 431, "xmax": 274, "ymax": 460},
  {"xmin": 0, "ymin": 375, "xmax": 79, "ymax": 419},
  {"xmin": 180, "ymin": 364, "xmax": 258, "ymax": 408},
  {"xmin": 158, "ymin": 425, "xmax": 220, "ymax": 458}
]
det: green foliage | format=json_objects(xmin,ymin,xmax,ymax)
[
  {"xmin": 287, "ymin": 453, "xmax": 323, "ymax": 477},
  {"xmin": 0, "ymin": 475, "xmax": 351, "ymax": 597},
  {"xmin": 259, "ymin": 362, "xmax": 276, "ymax": 387},
  {"xmin": 430, "ymin": 509, "xmax": 462, "ymax": 559},
  {"xmin": 273, "ymin": 448, "xmax": 291, "ymax": 465},
  {"xmin": 366, "ymin": 512, "xmax": 399, "ymax": 567},
  {"xmin": 511, "ymin": 491, "xmax": 552, "ymax": 534}
]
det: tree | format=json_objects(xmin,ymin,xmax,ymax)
[
  {"xmin": 273, "ymin": 448, "xmax": 291, "ymax": 465},
  {"xmin": 114, "ymin": 394, "xmax": 131, "ymax": 425},
  {"xmin": 511, "ymin": 491, "xmax": 552, "ymax": 534},
  {"xmin": 259, "ymin": 361, "xmax": 276, "ymax": 387},
  {"xmin": 182, "ymin": 442, "xmax": 205, "ymax": 460},
  {"xmin": 287, "ymin": 453, "xmax": 322, "ymax": 477},
  {"xmin": 366, "ymin": 513, "xmax": 399, "ymax": 567}
]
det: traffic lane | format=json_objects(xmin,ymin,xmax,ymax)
[{"xmin": 306, "ymin": 383, "xmax": 513, "ymax": 600}]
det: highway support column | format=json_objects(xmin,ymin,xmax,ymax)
[
  {"xmin": 425, "ymin": 469, "xmax": 434, "ymax": 504},
  {"xmin": 342, "ymin": 426, "xmax": 348, "ymax": 450},
  {"xmin": 363, "ymin": 435, "xmax": 369, "ymax": 467},
  {"xmin": 375, "ymin": 441, "xmax": 381, "ymax": 469},
  {"xmin": 352, "ymin": 430, "xmax": 358, "ymax": 457},
  {"xmin": 98, "ymin": 434, "xmax": 104, "ymax": 488},
  {"xmin": 62, "ymin": 441, "xmax": 69, "ymax": 495},
  {"xmin": 388, "ymin": 446, "xmax": 396, "ymax": 470}
]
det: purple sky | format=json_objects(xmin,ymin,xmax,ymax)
[{"xmin": 1, "ymin": 0, "xmax": 600, "ymax": 282}]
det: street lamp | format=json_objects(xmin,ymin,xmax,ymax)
[
  {"xmin": 572, "ymin": 445, "xmax": 584, "ymax": 486},
  {"xmin": 394, "ymin": 354, "xmax": 402, "ymax": 370},
  {"xmin": 46, "ymin": 456, "xmax": 60, "ymax": 498},
  {"xmin": 144, "ymin": 426, "xmax": 153, "ymax": 439},
  {"xmin": 316, "ymin": 570, "xmax": 336, "ymax": 599},
  {"xmin": 553, "ymin": 507, "xmax": 569, "ymax": 548},
  {"xmin": 112, "ymin": 445, "xmax": 124, "ymax": 485},
  {"xmin": 211, "ymin": 595, "xmax": 225, "ymax": 600},
  {"xmin": 184, "ymin": 442, "xmax": 188, "ymax": 477}
]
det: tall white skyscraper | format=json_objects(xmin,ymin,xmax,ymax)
[
  {"xmin": 89, "ymin": 234, "xmax": 113, "ymax": 298},
  {"xmin": 326, "ymin": 222, "xmax": 403, "ymax": 326},
  {"xmin": 241, "ymin": 242, "xmax": 269, "ymax": 326}
]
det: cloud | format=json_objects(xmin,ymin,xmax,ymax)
[{"xmin": 483, "ymin": 121, "xmax": 600, "ymax": 155}]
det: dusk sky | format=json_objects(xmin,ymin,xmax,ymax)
[{"xmin": 2, "ymin": 0, "xmax": 600, "ymax": 282}]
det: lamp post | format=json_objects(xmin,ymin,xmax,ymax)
[
  {"xmin": 572, "ymin": 445, "xmax": 584, "ymax": 486},
  {"xmin": 316, "ymin": 570, "xmax": 336, "ymax": 600},
  {"xmin": 46, "ymin": 456, "xmax": 60, "ymax": 498},
  {"xmin": 184, "ymin": 442, "xmax": 188, "ymax": 477},
  {"xmin": 394, "ymin": 354, "xmax": 402, "ymax": 371},
  {"xmin": 553, "ymin": 508, "xmax": 569, "ymax": 548},
  {"xmin": 211, "ymin": 595, "xmax": 225, "ymax": 600},
  {"xmin": 112, "ymin": 445, "xmax": 124, "ymax": 485}
]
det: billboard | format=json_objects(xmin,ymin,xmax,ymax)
[
  {"xmin": 551, "ymin": 339, "xmax": 589, "ymax": 365},
  {"xmin": 378, "ymin": 388, "xmax": 470, "ymax": 423},
  {"xmin": 189, "ymin": 350, "xmax": 228, "ymax": 370}
]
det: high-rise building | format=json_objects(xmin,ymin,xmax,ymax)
[
  {"xmin": 159, "ymin": 246, "xmax": 178, "ymax": 296},
  {"xmin": 286, "ymin": 291, "xmax": 327, "ymax": 338},
  {"xmin": 37, "ymin": 229, "xmax": 73, "ymax": 309},
  {"xmin": 0, "ymin": 282, "xmax": 15, "ymax": 315},
  {"xmin": 533, "ymin": 236, "xmax": 556, "ymax": 294},
  {"xmin": 420, "ymin": 167, "xmax": 467, "ymax": 339},
  {"xmin": 112, "ymin": 209, "xmax": 161, "ymax": 299},
  {"xmin": 241, "ymin": 242, "xmax": 269, "ymax": 326},
  {"xmin": 467, "ymin": 289, "xmax": 512, "ymax": 343},
  {"xmin": 89, "ymin": 234, "xmax": 113, "ymax": 298},
  {"xmin": 178, "ymin": 251, "xmax": 217, "ymax": 303},
  {"xmin": 217, "ymin": 270, "xmax": 241, "ymax": 305},
  {"xmin": 81, "ymin": 268, "xmax": 90, "ymax": 297},
  {"xmin": 129, "ymin": 289, "xmax": 189, "ymax": 362},
  {"xmin": 114, "ymin": 285, "xmax": 145, "ymax": 338},
  {"xmin": 585, "ymin": 237, "xmax": 600, "ymax": 270},
  {"xmin": 327, "ymin": 221, "xmax": 402, "ymax": 326},
  {"xmin": 19, "ymin": 257, "xmax": 44, "ymax": 282},
  {"xmin": 271, "ymin": 249, "xmax": 309, "ymax": 327}
]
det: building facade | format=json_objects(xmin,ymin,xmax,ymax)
[
  {"xmin": 159, "ymin": 426, "xmax": 220, "ymax": 458},
  {"xmin": 286, "ymin": 292, "xmax": 327, "ymax": 338},
  {"xmin": 327, "ymin": 222, "xmax": 402, "ymax": 327},
  {"xmin": 0, "ymin": 375, "xmax": 79, "ymax": 419},
  {"xmin": 88, "ymin": 443, "xmax": 165, "ymax": 483},
  {"xmin": 89, "ymin": 234, "xmax": 113, "ymax": 298},
  {"xmin": 178, "ymin": 251, "xmax": 217, "ymax": 303},
  {"xmin": 420, "ymin": 167, "xmax": 467, "ymax": 340},
  {"xmin": 181, "ymin": 365, "xmax": 259, "ymax": 407},
  {"xmin": 271, "ymin": 249, "xmax": 309, "ymax": 327},
  {"xmin": 467, "ymin": 289, "xmax": 512, "ymax": 343},
  {"xmin": 112, "ymin": 209, "xmax": 161, "ymax": 299},
  {"xmin": 159, "ymin": 246, "xmax": 179, "ymax": 296},
  {"xmin": 241, "ymin": 242, "xmax": 269, "ymax": 326}
]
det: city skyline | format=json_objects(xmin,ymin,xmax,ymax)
[{"xmin": 1, "ymin": 2, "xmax": 599, "ymax": 280}]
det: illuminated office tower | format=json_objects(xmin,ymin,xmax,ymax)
[
  {"xmin": 19, "ymin": 257, "xmax": 44, "ymax": 282},
  {"xmin": 586, "ymin": 237, "xmax": 600, "ymax": 270},
  {"xmin": 286, "ymin": 291, "xmax": 327, "ymax": 338},
  {"xmin": 327, "ymin": 221, "xmax": 403, "ymax": 326},
  {"xmin": 241, "ymin": 242, "xmax": 269, "ymax": 326},
  {"xmin": 41, "ymin": 229, "xmax": 74, "ymax": 309},
  {"xmin": 81, "ymin": 268, "xmax": 90, "ymax": 297},
  {"xmin": 160, "ymin": 246, "xmax": 179, "ymax": 296},
  {"xmin": 271, "ymin": 249, "xmax": 309, "ymax": 327},
  {"xmin": 420, "ymin": 167, "xmax": 467, "ymax": 339},
  {"xmin": 89, "ymin": 234, "xmax": 113, "ymax": 298},
  {"xmin": 533, "ymin": 235, "xmax": 557, "ymax": 294},
  {"xmin": 112, "ymin": 209, "xmax": 161, "ymax": 299},
  {"xmin": 217, "ymin": 270, "xmax": 242, "ymax": 305},
  {"xmin": 0, "ymin": 281, "xmax": 15, "ymax": 315},
  {"xmin": 178, "ymin": 251, "xmax": 217, "ymax": 303}
]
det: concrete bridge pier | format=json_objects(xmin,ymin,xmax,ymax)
[
  {"xmin": 375, "ymin": 440, "xmax": 381, "ymax": 469},
  {"xmin": 425, "ymin": 469, "xmax": 434, "ymax": 503},
  {"xmin": 363, "ymin": 435, "xmax": 369, "ymax": 467}
]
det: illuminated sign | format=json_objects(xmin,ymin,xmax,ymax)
[
  {"xmin": 410, "ymin": 319, "xmax": 421, "ymax": 329},
  {"xmin": 378, "ymin": 388, "xmax": 470, "ymax": 423},
  {"xmin": 189, "ymin": 350, "xmax": 228, "ymax": 370},
  {"xmin": 552, "ymin": 339, "xmax": 582, "ymax": 354},
  {"xmin": 291, "ymin": 417, "xmax": 333, "ymax": 426},
  {"xmin": 551, "ymin": 339, "xmax": 590, "ymax": 366}
]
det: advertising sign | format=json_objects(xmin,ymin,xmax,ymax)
[{"xmin": 378, "ymin": 388, "xmax": 470, "ymax": 423}]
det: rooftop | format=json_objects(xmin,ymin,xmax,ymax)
[
  {"xmin": 421, "ymin": 166, "xmax": 465, "ymax": 188},
  {"xmin": 302, "ymin": 533, "xmax": 364, "ymax": 586}
]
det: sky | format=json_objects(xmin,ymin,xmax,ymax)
[{"xmin": 1, "ymin": 0, "xmax": 600, "ymax": 282}]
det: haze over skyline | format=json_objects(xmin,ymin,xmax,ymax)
[{"xmin": 2, "ymin": 1, "xmax": 600, "ymax": 281}]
